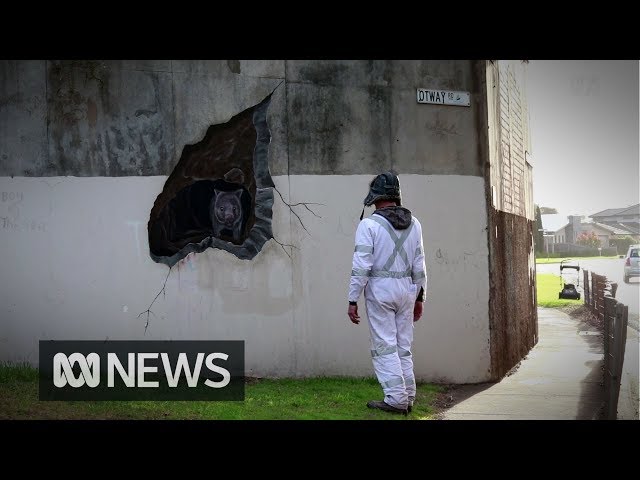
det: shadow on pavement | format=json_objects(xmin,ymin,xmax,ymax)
[
  {"xmin": 432, "ymin": 382, "xmax": 496, "ymax": 418},
  {"xmin": 575, "ymin": 316, "xmax": 605, "ymax": 420}
]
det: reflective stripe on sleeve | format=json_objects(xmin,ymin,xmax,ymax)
[
  {"xmin": 411, "ymin": 270, "xmax": 426, "ymax": 282},
  {"xmin": 351, "ymin": 268, "xmax": 371, "ymax": 277}
]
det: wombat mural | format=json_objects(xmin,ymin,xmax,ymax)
[
  {"xmin": 211, "ymin": 189, "xmax": 244, "ymax": 242},
  {"xmin": 147, "ymin": 93, "xmax": 275, "ymax": 266}
]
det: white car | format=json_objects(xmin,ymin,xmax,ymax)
[{"xmin": 623, "ymin": 244, "xmax": 640, "ymax": 283}]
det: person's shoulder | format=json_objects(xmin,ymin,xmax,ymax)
[
  {"xmin": 356, "ymin": 217, "xmax": 373, "ymax": 230},
  {"xmin": 411, "ymin": 215, "xmax": 423, "ymax": 228},
  {"xmin": 358, "ymin": 215, "xmax": 386, "ymax": 232},
  {"xmin": 361, "ymin": 216, "xmax": 379, "ymax": 226}
]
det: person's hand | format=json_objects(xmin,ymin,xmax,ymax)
[
  {"xmin": 348, "ymin": 304, "xmax": 360, "ymax": 324},
  {"xmin": 413, "ymin": 301, "xmax": 423, "ymax": 322}
]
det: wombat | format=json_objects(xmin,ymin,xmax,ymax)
[{"xmin": 210, "ymin": 189, "xmax": 243, "ymax": 241}]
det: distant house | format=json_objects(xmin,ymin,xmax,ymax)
[
  {"xmin": 541, "ymin": 209, "xmax": 639, "ymax": 253},
  {"xmin": 589, "ymin": 204, "xmax": 640, "ymax": 236},
  {"xmin": 540, "ymin": 214, "xmax": 569, "ymax": 243}
]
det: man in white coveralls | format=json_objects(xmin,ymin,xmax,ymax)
[{"xmin": 348, "ymin": 171, "xmax": 427, "ymax": 416}]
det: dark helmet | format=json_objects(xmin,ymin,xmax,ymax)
[{"xmin": 363, "ymin": 171, "xmax": 402, "ymax": 207}]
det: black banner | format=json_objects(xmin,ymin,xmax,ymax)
[{"xmin": 39, "ymin": 341, "xmax": 244, "ymax": 401}]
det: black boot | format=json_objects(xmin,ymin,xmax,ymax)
[{"xmin": 367, "ymin": 400, "xmax": 408, "ymax": 416}]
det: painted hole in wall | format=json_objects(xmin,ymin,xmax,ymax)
[{"xmin": 147, "ymin": 93, "xmax": 275, "ymax": 266}]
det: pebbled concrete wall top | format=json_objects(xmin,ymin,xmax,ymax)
[{"xmin": 0, "ymin": 60, "xmax": 484, "ymax": 177}]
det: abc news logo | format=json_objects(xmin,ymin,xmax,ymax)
[
  {"xmin": 39, "ymin": 341, "xmax": 244, "ymax": 401},
  {"xmin": 53, "ymin": 352, "xmax": 231, "ymax": 388}
]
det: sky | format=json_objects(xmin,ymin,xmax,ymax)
[{"xmin": 527, "ymin": 60, "xmax": 639, "ymax": 218}]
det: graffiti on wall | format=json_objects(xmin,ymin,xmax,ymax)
[{"xmin": 147, "ymin": 93, "xmax": 275, "ymax": 266}]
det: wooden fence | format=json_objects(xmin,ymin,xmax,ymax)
[{"xmin": 583, "ymin": 269, "xmax": 628, "ymax": 419}]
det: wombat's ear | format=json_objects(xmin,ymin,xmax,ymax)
[
  {"xmin": 234, "ymin": 189, "xmax": 242, "ymax": 198},
  {"xmin": 214, "ymin": 189, "xmax": 220, "ymax": 196}
]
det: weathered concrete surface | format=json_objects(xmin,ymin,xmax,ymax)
[
  {"xmin": 390, "ymin": 60, "xmax": 473, "ymax": 90},
  {"xmin": 1, "ymin": 60, "xmax": 483, "ymax": 178},
  {"xmin": 108, "ymin": 60, "xmax": 172, "ymax": 72},
  {"xmin": 285, "ymin": 60, "xmax": 472, "ymax": 90},
  {"xmin": 442, "ymin": 308, "xmax": 604, "ymax": 419},
  {"xmin": 0, "ymin": 60, "xmax": 287, "ymax": 177},
  {"xmin": 286, "ymin": 60, "xmax": 482, "ymax": 176},
  {"xmin": 46, "ymin": 60, "xmax": 176, "ymax": 177},
  {"xmin": 171, "ymin": 60, "xmax": 285, "ymax": 79},
  {"xmin": 286, "ymin": 82, "xmax": 392, "ymax": 175},
  {"xmin": 285, "ymin": 60, "xmax": 393, "ymax": 87},
  {"xmin": 0, "ymin": 60, "xmax": 48, "ymax": 176},
  {"xmin": 390, "ymin": 88, "xmax": 481, "ymax": 175}
]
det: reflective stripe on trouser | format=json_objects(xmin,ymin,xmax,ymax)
[
  {"xmin": 398, "ymin": 348, "xmax": 416, "ymax": 400},
  {"xmin": 365, "ymin": 287, "xmax": 415, "ymax": 409}
]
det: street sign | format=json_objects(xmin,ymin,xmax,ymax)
[{"xmin": 417, "ymin": 88, "xmax": 470, "ymax": 107}]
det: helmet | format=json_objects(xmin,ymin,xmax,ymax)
[{"xmin": 363, "ymin": 171, "xmax": 401, "ymax": 207}]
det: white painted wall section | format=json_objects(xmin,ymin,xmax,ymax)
[{"xmin": 0, "ymin": 174, "xmax": 490, "ymax": 382}]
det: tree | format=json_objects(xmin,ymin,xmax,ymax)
[
  {"xmin": 576, "ymin": 231, "xmax": 601, "ymax": 248},
  {"xmin": 533, "ymin": 204, "xmax": 544, "ymax": 253},
  {"xmin": 610, "ymin": 235, "xmax": 637, "ymax": 255},
  {"xmin": 539, "ymin": 207, "xmax": 558, "ymax": 214}
]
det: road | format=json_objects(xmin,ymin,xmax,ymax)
[{"xmin": 537, "ymin": 258, "xmax": 639, "ymax": 330}]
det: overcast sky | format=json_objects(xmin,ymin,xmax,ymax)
[{"xmin": 527, "ymin": 60, "xmax": 639, "ymax": 217}]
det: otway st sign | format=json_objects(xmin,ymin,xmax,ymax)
[{"xmin": 417, "ymin": 88, "xmax": 470, "ymax": 107}]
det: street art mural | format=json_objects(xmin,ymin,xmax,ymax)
[{"xmin": 147, "ymin": 93, "xmax": 275, "ymax": 266}]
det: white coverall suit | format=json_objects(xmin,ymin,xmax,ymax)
[{"xmin": 349, "ymin": 208, "xmax": 427, "ymax": 409}]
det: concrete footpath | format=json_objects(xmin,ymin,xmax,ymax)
[
  {"xmin": 617, "ymin": 325, "xmax": 639, "ymax": 420},
  {"xmin": 443, "ymin": 308, "xmax": 609, "ymax": 420}
]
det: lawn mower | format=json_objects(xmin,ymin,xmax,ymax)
[{"xmin": 558, "ymin": 258, "xmax": 581, "ymax": 300}]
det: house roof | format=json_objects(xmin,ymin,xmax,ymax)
[
  {"xmin": 617, "ymin": 203, "xmax": 640, "ymax": 216},
  {"xmin": 589, "ymin": 222, "xmax": 634, "ymax": 236},
  {"xmin": 590, "ymin": 208, "xmax": 626, "ymax": 218},
  {"xmin": 618, "ymin": 222, "xmax": 640, "ymax": 234},
  {"xmin": 600, "ymin": 221, "xmax": 640, "ymax": 235},
  {"xmin": 591, "ymin": 203, "xmax": 640, "ymax": 218},
  {"xmin": 540, "ymin": 213, "xmax": 640, "ymax": 236}
]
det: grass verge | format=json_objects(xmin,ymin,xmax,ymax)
[
  {"xmin": 0, "ymin": 362, "xmax": 441, "ymax": 420},
  {"xmin": 535, "ymin": 256, "xmax": 618, "ymax": 264},
  {"xmin": 536, "ymin": 273, "xmax": 583, "ymax": 308}
]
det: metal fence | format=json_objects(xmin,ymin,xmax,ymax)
[{"xmin": 583, "ymin": 269, "xmax": 628, "ymax": 419}]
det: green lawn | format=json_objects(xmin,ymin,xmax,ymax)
[
  {"xmin": 536, "ymin": 273, "xmax": 583, "ymax": 308},
  {"xmin": 0, "ymin": 363, "xmax": 441, "ymax": 420},
  {"xmin": 535, "ymin": 256, "xmax": 618, "ymax": 264}
]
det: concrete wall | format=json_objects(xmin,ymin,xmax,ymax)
[{"xmin": 0, "ymin": 60, "xmax": 492, "ymax": 382}]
